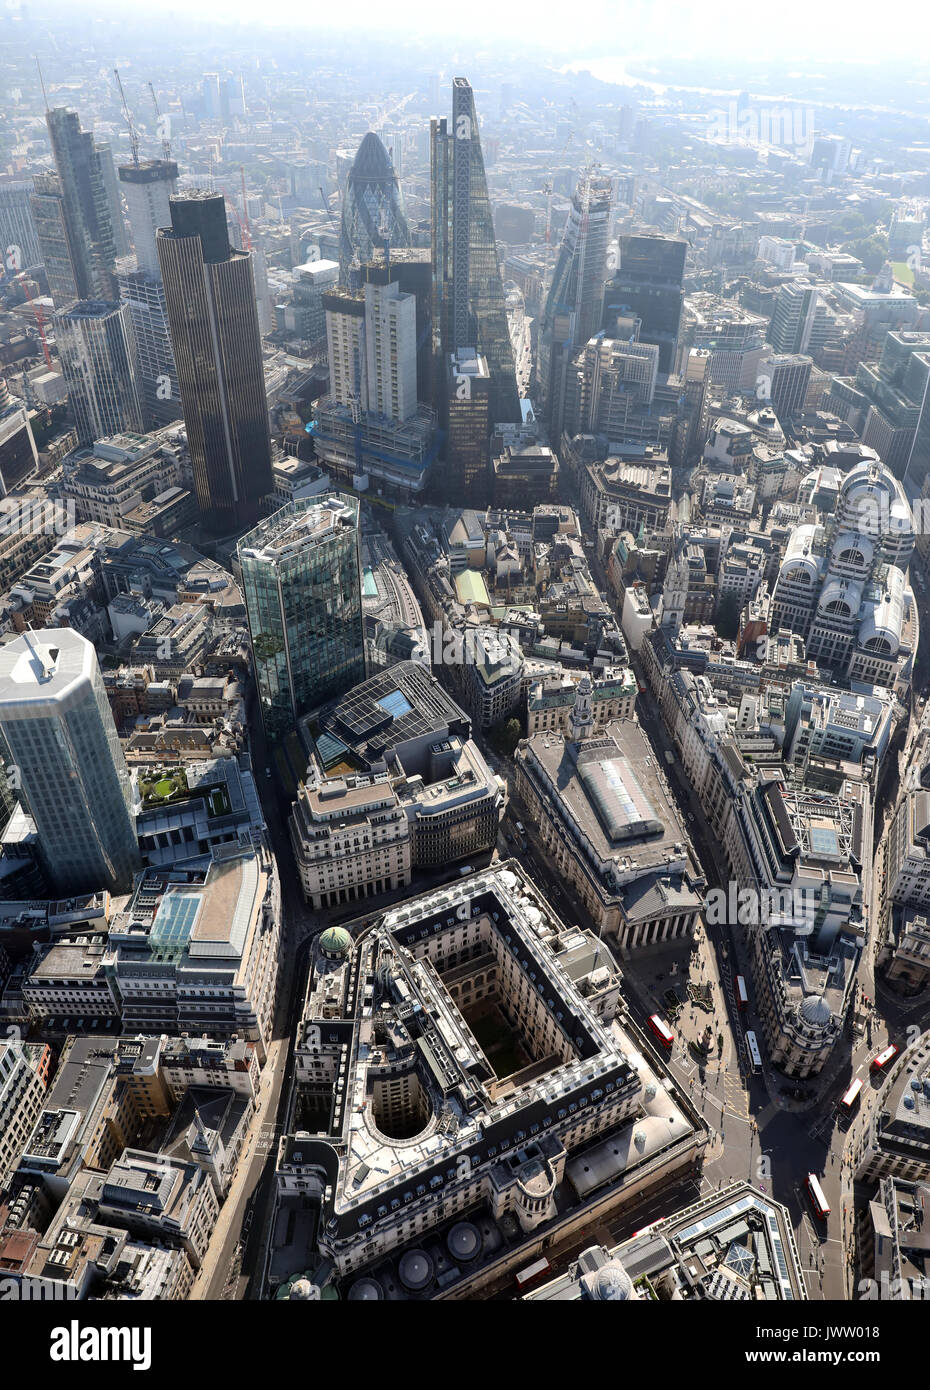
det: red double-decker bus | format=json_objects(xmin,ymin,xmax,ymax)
[
  {"xmin": 806, "ymin": 1173, "xmax": 830, "ymax": 1220},
  {"xmin": 734, "ymin": 974, "xmax": 748, "ymax": 1010},
  {"xmin": 647, "ymin": 1014, "xmax": 674, "ymax": 1048},
  {"xmin": 839, "ymin": 1078, "xmax": 863, "ymax": 1113},
  {"xmin": 871, "ymin": 1044, "xmax": 899, "ymax": 1074}
]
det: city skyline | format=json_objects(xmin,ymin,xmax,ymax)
[{"xmin": 0, "ymin": 0, "xmax": 929, "ymax": 1343}]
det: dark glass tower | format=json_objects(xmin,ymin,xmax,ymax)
[
  {"xmin": 42, "ymin": 107, "xmax": 119, "ymax": 303},
  {"xmin": 157, "ymin": 191, "xmax": 273, "ymax": 533},
  {"xmin": 431, "ymin": 77, "xmax": 520, "ymax": 426},
  {"xmin": 339, "ymin": 132, "xmax": 409, "ymax": 283},
  {"xmin": 239, "ymin": 495, "xmax": 366, "ymax": 740},
  {"xmin": 602, "ymin": 233, "xmax": 687, "ymax": 375}
]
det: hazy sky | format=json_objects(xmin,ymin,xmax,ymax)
[{"xmin": 40, "ymin": 0, "xmax": 930, "ymax": 65}]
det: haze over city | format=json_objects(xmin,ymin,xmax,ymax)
[{"xmin": 0, "ymin": 0, "xmax": 928, "ymax": 1359}]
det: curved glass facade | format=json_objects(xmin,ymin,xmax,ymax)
[{"xmin": 339, "ymin": 133, "xmax": 409, "ymax": 282}]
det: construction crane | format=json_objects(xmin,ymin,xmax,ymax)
[
  {"xmin": 147, "ymin": 81, "xmax": 172, "ymax": 160},
  {"xmin": 17, "ymin": 274, "xmax": 52, "ymax": 370},
  {"xmin": 35, "ymin": 55, "xmax": 49, "ymax": 113},
  {"xmin": 113, "ymin": 68, "xmax": 139, "ymax": 167},
  {"xmin": 319, "ymin": 186, "xmax": 340, "ymax": 235}
]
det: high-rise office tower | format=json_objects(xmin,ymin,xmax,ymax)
[
  {"xmin": 768, "ymin": 281, "xmax": 822, "ymax": 355},
  {"xmin": 540, "ymin": 173, "xmax": 613, "ymax": 441},
  {"xmin": 54, "ymin": 300, "xmax": 144, "ymax": 445},
  {"xmin": 43, "ymin": 107, "xmax": 119, "ymax": 302},
  {"xmin": 0, "ymin": 177, "xmax": 42, "ymax": 271},
  {"xmin": 446, "ymin": 347, "xmax": 491, "ymax": 503},
  {"xmin": 115, "ymin": 269, "xmax": 181, "ymax": 428},
  {"xmin": 562, "ymin": 336, "xmax": 660, "ymax": 448},
  {"xmin": 157, "ymin": 191, "xmax": 273, "ymax": 533},
  {"xmin": 201, "ymin": 72, "xmax": 230, "ymax": 123},
  {"xmin": 251, "ymin": 243, "xmax": 274, "ymax": 336},
  {"xmin": 602, "ymin": 233, "xmax": 687, "ymax": 375},
  {"xmin": 363, "ymin": 280, "xmax": 418, "ymax": 421},
  {"xmin": 542, "ymin": 174, "xmax": 614, "ymax": 350},
  {"xmin": 758, "ymin": 352, "xmax": 813, "ymax": 419},
  {"xmin": 904, "ymin": 351, "xmax": 930, "ymax": 495},
  {"xmin": 315, "ymin": 279, "xmax": 436, "ymax": 497},
  {"xmin": 0, "ymin": 629, "xmax": 140, "ymax": 894},
  {"xmin": 95, "ymin": 142, "xmax": 131, "ymax": 259},
  {"xmin": 29, "ymin": 171, "xmax": 81, "ymax": 307},
  {"xmin": 339, "ymin": 132, "xmax": 410, "ymax": 284},
  {"xmin": 362, "ymin": 248, "xmax": 433, "ymax": 405},
  {"xmin": 277, "ymin": 258, "xmax": 340, "ymax": 342},
  {"xmin": 325, "ymin": 280, "xmax": 418, "ymax": 421},
  {"xmin": 119, "ymin": 159, "xmax": 179, "ymax": 277},
  {"xmin": 117, "ymin": 159, "xmax": 181, "ymax": 427},
  {"xmin": 431, "ymin": 77, "xmax": 521, "ymax": 426},
  {"xmin": 239, "ymin": 494, "xmax": 366, "ymax": 740}
]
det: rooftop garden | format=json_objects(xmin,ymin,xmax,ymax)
[
  {"xmin": 139, "ymin": 767, "xmax": 232, "ymax": 818},
  {"xmin": 140, "ymin": 768, "xmax": 189, "ymax": 805}
]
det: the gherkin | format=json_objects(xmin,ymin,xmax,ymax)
[{"xmin": 339, "ymin": 132, "xmax": 410, "ymax": 282}]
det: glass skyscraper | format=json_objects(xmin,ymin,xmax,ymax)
[
  {"xmin": 239, "ymin": 495, "xmax": 366, "ymax": 740},
  {"xmin": 0, "ymin": 629, "xmax": 140, "ymax": 895},
  {"xmin": 41, "ymin": 107, "xmax": 119, "ymax": 303},
  {"xmin": 540, "ymin": 173, "xmax": 613, "ymax": 441},
  {"xmin": 602, "ymin": 233, "xmax": 687, "ymax": 375},
  {"xmin": 0, "ymin": 177, "xmax": 42, "ymax": 272},
  {"xmin": 339, "ymin": 132, "xmax": 410, "ymax": 283},
  {"xmin": 53, "ymin": 299, "xmax": 144, "ymax": 445},
  {"xmin": 431, "ymin": 77, "xmax": 521, "ymax": 425}
]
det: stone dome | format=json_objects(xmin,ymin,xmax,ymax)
[
  {"xmin": 594, "ymin": 1260, "xmax": 634, "ymax": 1301},
  {"xmin": 447, "ymin": 1222, "xmax": 481, "ymax": 1262},
  {"xmin": 800, "ymin": 994, "xmax": 832, "ymax": 1026}
]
